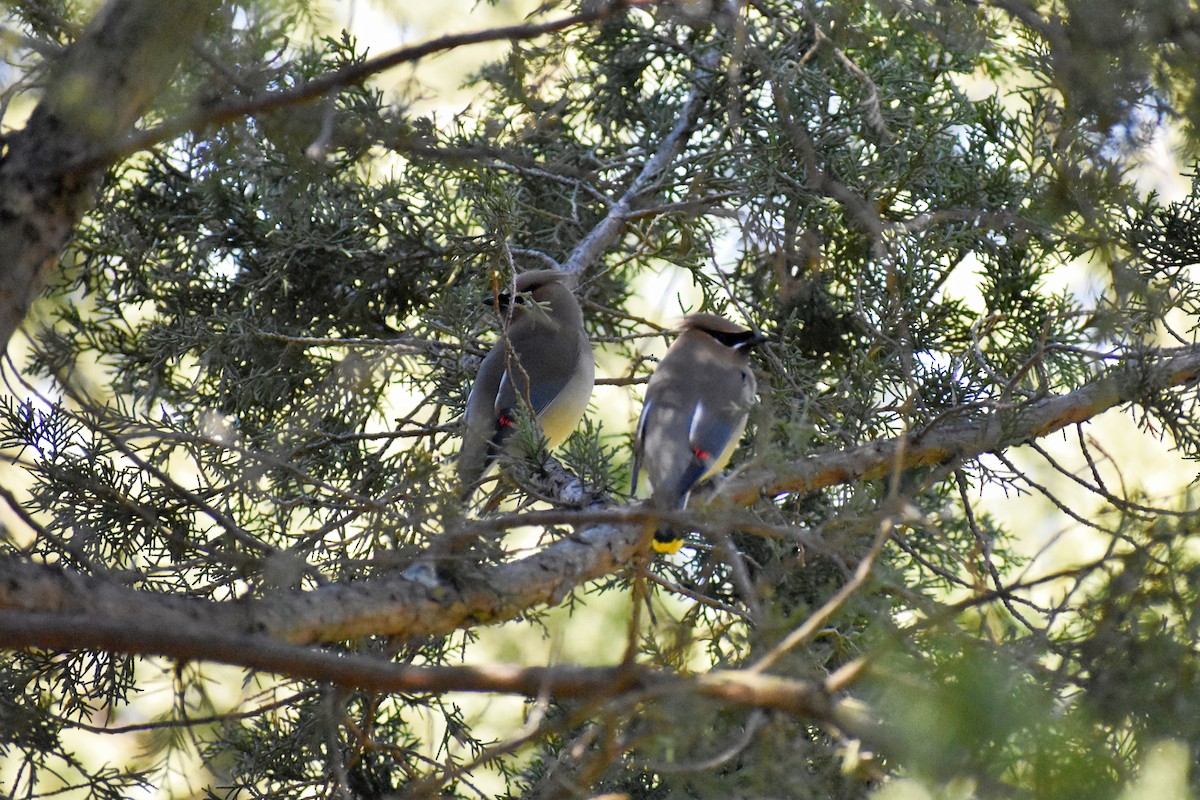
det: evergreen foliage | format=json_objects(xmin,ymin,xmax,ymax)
[{"xmin": 4, "ymin": 0, "xmax": 1200, "ymax": 797}]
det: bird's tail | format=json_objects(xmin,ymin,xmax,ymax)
[
  {"xmin": 649, "ymin": 462, "xmax": 706, "ymax": 553},
  {"xmin": 651, "ymin": 528, "xmax": 685, "ymax": 554}
]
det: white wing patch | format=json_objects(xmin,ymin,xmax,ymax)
[
  {"xmin": 635, "ymin": 397, "xmax": 653, "ymax": 444},
  {"xmin": 494, "ymin": 371, "xmax": 512, "ymax": 413},
  {"xmin": 687, "ymin": 400, "xmax": 707, "ymax": 449}
]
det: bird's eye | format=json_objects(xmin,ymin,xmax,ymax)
[{"xmin": 708, "ymin": 329, "xmax": 755, "ymax": 348}]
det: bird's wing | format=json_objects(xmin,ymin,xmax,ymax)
[
  {"xmin": 494, "ymin": 337, "xmax": 576, "ymax": 419},
  {"xmin": 631, "ymin": 395, "xmax": 653, "ymax": 495},
  {"xmin": 457, "ymin": 345, "xmax": 508, "ymax": 493},
  {"xmin": 687, "ymin": 400, "xmax": 731, "ymax": 459},
  {"xmin": 686, "ymin": 391, "xmax": 751, "ymax": 482},
  {"xmin": 654, "ymin": 397, "xmax": 745, "ymax": 505}
]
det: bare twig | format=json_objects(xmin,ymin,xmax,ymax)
[
  {"xmin": 68, "ymin": 0, "xmax": 664, "ymax": 174},
  {"xmin": 560, "ymin": 51, "xmax": 719, "ymax": 275}
]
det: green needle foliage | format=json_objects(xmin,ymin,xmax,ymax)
[{"xmin": 5, "ymin": 0, "xmax": 1200, "ymax": 797}]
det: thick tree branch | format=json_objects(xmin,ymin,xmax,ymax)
[
  {"xmin": 2, "ymin": 347, "xmax": 1198, "ymax": 646},
  {"xmin": 719, "ymin": 346, "xmax": 1200, "ymax": 504},
  {"xmin": 0, "ymin": 516, "xmax": 647, "ymax": 643},
  {"xmin": 0, "ymin": 0, "xmax": 220, "ymax": 354}
]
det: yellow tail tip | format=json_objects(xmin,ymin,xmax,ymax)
[{"xmin": 651, "ymin": 536, "xmax": 684, "ymax": 555}]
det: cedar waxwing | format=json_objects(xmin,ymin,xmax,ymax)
[
  {"xmin": 632, "ymin": 313, "xmax": 766, "ymax": 553},
  {"xmin": 457, "ymin": 270, "xmax": 595, "ymax": 499}
]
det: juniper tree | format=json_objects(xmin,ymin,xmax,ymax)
[{"xmin": 4, "ymin": 0, "xmax": 1200, "ymax": 798}]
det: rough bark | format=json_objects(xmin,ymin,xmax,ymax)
[{"xmin": 0, "ymin": 0, "xmax": 219, "ymax": 351}]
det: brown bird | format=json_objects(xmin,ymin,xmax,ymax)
[
  {"xmin": 457, "ymin": 270, "xmax": 595, "ymax": 499},
  {"xmin": 632, "ymin": 313, "xmax": 766, "ymax": 552}
]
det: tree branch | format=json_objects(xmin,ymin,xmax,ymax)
[
  {"xmin": 2, "ymin": 347, "xmax": 1198, "ymax": 647},
  {"xmin": 0, "ymin": 514, "xmax": 648, "ymax": 643},
  {"xmin": 0, "ymin": 0, "xmax": 665, "ymax": 359},
  {"xmin": 68, "ymin": 0, "xmax": 661, "ymax": 174},
  {"xmin": 0, "ymin": 0, "xmax": 220, "ymax": 354},
  {"xmin": 0, "ymin": 610, "xmax": 870, "ymax": 738},
  {"xmin": 719, "ymin": 346, "xmax": 1200, "ymax": 504},
  {"xmin": 560, "ymin": 51, "xmax": 718, "ymax": 275}
]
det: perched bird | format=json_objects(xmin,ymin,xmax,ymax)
[
  {"xmin": 457, "ymin": 270, "xmax": 595, "ymax": 499},
  {"xmin": 632, "ymin": 313, "xmax": 766, "ymax": 553}
]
